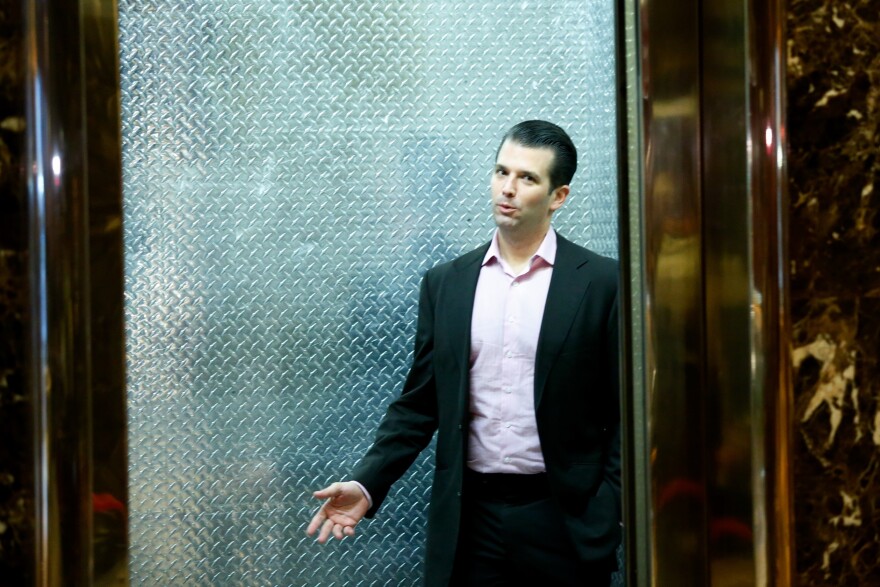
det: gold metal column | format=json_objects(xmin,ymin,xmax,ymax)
[
  {"xmin": 24, "ymin": 0, "xmax": 92, "ymax": 584},
  {"xmin": 747, "ymin": 0, "xmax": 793, "ymax": 582},
  {"xmin": 622, "ymin": 0, "xmax": 793, "ymax": 585}
]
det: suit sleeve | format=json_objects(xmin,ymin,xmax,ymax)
[
  {"xmin": 571, "ymin": 266, "xmax": 622, "ymax": 561},
  {"xmin": 350, "ymin": 270, "xmax": 440, "ymax": 517},
  {"xmin": 602, "ymin": 285, "xmax": 621, "ymax": 500}
]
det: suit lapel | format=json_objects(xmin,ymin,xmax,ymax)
[
  {"xmin": 534, "ymin": 235, "xmax": 592, "ymax": 407},
  {"xmin": 443, "ymin": 243, "xmax": 488, "ymax": 408},
  {"xmin": 445, "ymin": 245, "xmax": 486, "ymax": 352}
]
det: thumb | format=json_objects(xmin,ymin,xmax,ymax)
[{"xmin": 313, "ymin": 482, "xmax": 342, "ymax": 500}]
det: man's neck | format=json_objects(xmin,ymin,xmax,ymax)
[{"xmin": 497, "ymin": 227, "xmax": 551, "ymax": 273}]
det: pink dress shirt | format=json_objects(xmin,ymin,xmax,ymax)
[
  {"xmin": 467, "ymin": 229, "xmax": 556, "ymax": 474},
  {"xmin": 353, "ymin": 229, "xmax": 556, "ymax": 504}
]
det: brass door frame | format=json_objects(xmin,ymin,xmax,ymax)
[
  {"xmin": 24, "ymin": 0, "xmax": 92, "ymax": 584},
  {"xmin": 620, "ymin": 0, "xmax": 793, "ymax": 585},
  {"xmin": 21, "ymin": 0, "xmax": 794, "ymax": 584}
]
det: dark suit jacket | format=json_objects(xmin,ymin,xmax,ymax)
[{"xmin": 351, "ymin": 232, "xmax": 621, "ymax": 587}]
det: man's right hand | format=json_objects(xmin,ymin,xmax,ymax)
[{"xmin": 306, "ymin": 482, "xmax": 370, "ymax": 543}]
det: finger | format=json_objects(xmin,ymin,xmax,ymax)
[
  {"xmin": 306, "ymin": 509, "xmax": 325, "ymax": 536},
  {"xmin": 332, "ymin": 523, "xmax": 344, "ymax": 540},
  {"xmin": 343, "ymin": 525, "xmax": 355, "ymax": 537},
  {"xmin": 317, "ymin": 518, "xmax": 334, "ymax": 543}
]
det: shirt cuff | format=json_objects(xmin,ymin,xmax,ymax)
[{"xmin": 350, "ymin": 480, "xmax": 373, "ymax": 509}]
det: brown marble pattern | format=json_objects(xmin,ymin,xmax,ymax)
[
  {"xmin": 0, "ymin": 1, "xmax": 33, "ymax": 584},
  {"xmin": 787, "ymin": 0, "xmax": 880, "ymax": 585}
]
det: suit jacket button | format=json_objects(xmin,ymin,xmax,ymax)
[{"xmin": 458, "ymin": 424, "xmax": 463, "ymax": 430}]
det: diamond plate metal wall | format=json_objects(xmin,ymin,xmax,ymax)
[{"xmin": 119, "ymin": 1, "xmax": 618, "ymax": 584}]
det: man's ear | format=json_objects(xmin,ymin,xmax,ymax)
[{"xmin": 550, "ymin": 185, "xmax": 570, "ymax": 212}]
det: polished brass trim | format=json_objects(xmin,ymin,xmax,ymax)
[
  {"xmin": 617, "ymin": 0, "xmax": 650, "ymax": 585},
  {"xmin": 24, "ymin": 0, "xmax": 93, "ymax": 584},
  {"xmin": 81, "ymin": 0, "xmax": 128, "ymax": 583},
  {"xmin": 639, "ymin": 0, "xmax": 708, "ymax": 583},
  {"xmin": 635, "ymin": 0, "xmax": 793, "ymax": 584},
  {"xmin": 700, "ymin": 0, "xmax": 757, "ymax": 584},
  {"xmin": 747, "ymin": 0, "xmax": 794, "ymax": 583}
]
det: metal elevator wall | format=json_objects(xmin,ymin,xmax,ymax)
[{"xmin": 119, "ymin": 1, "xmax": 618, "ymax": 584}]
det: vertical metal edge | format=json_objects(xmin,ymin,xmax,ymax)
[
  {"xmin": 771, "ymin": 0, "xmax": 795, "ymax": 579},
  {"xmin": 700, "ymin": 0, "xmax": 757, "ymax": 584},
  {"xmin": 745, "ymin": 6, "xmax": 765, "ymax": 584},
  {"xmin": 81, "ymin": 0, "xmax": 129, "ymax": 582},
  {"xmin": 616, "ymin": 0, "xmax": 650, "ymax": 585},
  {"xmin": 24, "ymin": 0, "xmax": 93, "ymax": 584},
  {"xmin": 639, "ymin": 0, "xmax": 707, "ymax": 582},
  {"xmin": 747, "ymin": 0, "xmax": 794, "ymax": 583}
]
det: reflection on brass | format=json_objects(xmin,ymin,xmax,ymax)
[
  {"xmin": 82, "ymin": 0, "xmax": 129, "ymax": 584},
  {"xmin": 24, "ymin": 0, "xmax": 93, "ymax": 585},
  {"xmin": 748, "ymin": 0, "xmax": 794, "ymax": 584},
  {"xmin": 640, "ymin": 0, "xmax": 708, "ymax": 584},
  {"xmin": 632, "ymin": 0, "xmax": 793, "ymax": 584}
]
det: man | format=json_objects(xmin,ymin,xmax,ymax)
[{"xmin": 307, "ymin": 120, "xmax": 620, "ymax": 586}]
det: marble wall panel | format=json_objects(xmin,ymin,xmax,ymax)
[
  {"xmin": 787, "ymin": 0, "xmax": 880, "ymax": 585},
  {"xmin": 0, "ymin": 1, "xmax": 33, "ymax": 584}
]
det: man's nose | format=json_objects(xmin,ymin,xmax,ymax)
[{"xmin": 501, "ymin": 175, "xmax": 516, "ymax": 195}]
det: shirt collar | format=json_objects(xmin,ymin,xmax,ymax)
[{"xmin": 482, "ymin": 228, "xmax": 558, "ymax": 267}]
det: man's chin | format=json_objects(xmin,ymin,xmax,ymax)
[{"xmin": 493, "ymin": 215, "xmax": 516, "ymax": 229}]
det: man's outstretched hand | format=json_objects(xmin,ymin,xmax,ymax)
[{"xmin": 307, "ymin": 482, "xmax": 370, "ymax": 543}]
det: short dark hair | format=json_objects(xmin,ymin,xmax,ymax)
[{"xmin": 496, "ymin": 120, "xmax": 577, "ymax": 191}]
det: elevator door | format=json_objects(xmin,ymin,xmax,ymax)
[{"xmin": 120, "ymin": 1, "xmax": 618, "ymax": 584}]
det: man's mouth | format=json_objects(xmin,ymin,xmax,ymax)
[{"xmin": 496, "ymin": 202, "xmax": 517, "ymax": 214}]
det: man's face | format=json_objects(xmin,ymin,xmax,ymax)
[{"xmin": 491, "ymin": 140, "xmax": 568, "ymax": 238}]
